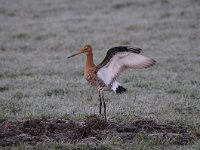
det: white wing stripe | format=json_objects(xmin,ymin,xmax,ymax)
[{"xmin": 97, "ymin": 52, "xmax": 155, "ymax": 86}]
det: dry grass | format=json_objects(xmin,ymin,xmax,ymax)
[{"xmin": 0, "ymin": 0, "xmax": 200, "ymax": 149}]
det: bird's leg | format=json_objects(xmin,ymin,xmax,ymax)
[
  {"xmin": 98, "ymin": 90, "xmax": 102, "ymax": 117},
  {"xmin": 101, "ymin": 91, "xmax": 107, "ymax": 124}
]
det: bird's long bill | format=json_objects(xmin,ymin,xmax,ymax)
[{"xmin": 67, "ymin": 49, "xmax": 83, "ymax": 59}]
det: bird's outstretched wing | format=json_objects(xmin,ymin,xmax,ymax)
[
  {"xmin": 96, "ymin": 47, "xmax": 156, "ymax": 86},
  {"xmin": 98, "ymin": 46, "xmax": 142, "ymax": 67}
]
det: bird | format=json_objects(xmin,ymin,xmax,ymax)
[{"xmin": 67, "ymin": 45, "xmax": 156, "ymax": 123}]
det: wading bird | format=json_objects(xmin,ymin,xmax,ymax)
[{"xmin": 67, "ymin": 45, "xmax": 156, "ymax": 122}]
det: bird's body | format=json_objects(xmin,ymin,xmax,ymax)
[
  {"xmin": 67, "ymin": 45, "xmax": 156, "ymax": 122},
  {"xmin": 82, "ymin": 50, "xmax": 107, "ymax": 91}
]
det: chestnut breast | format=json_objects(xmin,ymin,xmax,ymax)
[{"xmin": 84, "ymin": 65, "xmax": 96, "ymax": 81}]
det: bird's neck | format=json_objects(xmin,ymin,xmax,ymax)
[
  {"xmin": 84, "ymin": 51, "xmax": 95, "ymax": 80},
  {"xmin": 85, "ymin": 52, "xmax": 95, "ymax": 68}
]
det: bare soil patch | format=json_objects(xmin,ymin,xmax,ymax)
[{"xmin": 0, "ymin": 115, "xmax": 198, "ymax": 147}]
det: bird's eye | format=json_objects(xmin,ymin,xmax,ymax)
[{"xmin": 84, "ymin": 47, "xmax": 88, "ymax": 51}]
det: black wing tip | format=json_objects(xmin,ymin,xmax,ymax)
[
  {"xmin": 116, "ymin": 86, "xmax": 127, "ymax": 94},
  {"xmin": 109, "ymin": 46, "xmax": 142, "ymax": 54},
  {"xmin": 127, "ymin": 47, "xmax": 142, "ymax": 54}
]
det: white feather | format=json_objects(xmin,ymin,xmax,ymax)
[
  {"xmin": 97, "ymin": 52, "xmax": 155, "ymax": 86},
  {"xmin": 111, "ymin": 81, "xmax": 121, "ymax": 92}
]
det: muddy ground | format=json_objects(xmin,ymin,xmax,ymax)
[{"xmin": 0, "ymin": 115, "xmax": 198, "ymax": 148}]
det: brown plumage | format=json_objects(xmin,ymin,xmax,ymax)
[{"xmin": 67, "ymin": 44, "xmax": 156, "ymax": 122}]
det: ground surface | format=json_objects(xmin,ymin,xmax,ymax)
[
  {"xmin": 0, "ymin": 0, "xmax": 200, "ymax": 149},
  {"xmin": 0, "ymin": 115, "xmax": 198, "ymax": 149}
]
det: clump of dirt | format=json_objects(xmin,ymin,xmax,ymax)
[{"xmin": 0, "ymin": 115, "xmax": 198, "ymax": 147}]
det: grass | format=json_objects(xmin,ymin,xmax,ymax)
[
  {"xmin": 0, "ymin": 0, "xmax": 200, "ymax": 149},
  {"xmin": 9, "ymin": 137, "xmax": 200, "ymax": 150}
]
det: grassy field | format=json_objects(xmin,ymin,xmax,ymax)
[{"xmin": 0, "ymin": 0, "xmax": 200, "ymax": 149}]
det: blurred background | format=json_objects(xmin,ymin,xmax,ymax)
[
  {"xmin": 0, "ymin": 0, "xmax": 200, "ymax": 128},
  {"xmin": 1, "ymin": 0, "xmax": 199, "ymax": 52}
]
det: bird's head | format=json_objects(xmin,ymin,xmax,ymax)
[{"xmin": 67, "ymin": 45, "xmax": 92, "ymax": 59}]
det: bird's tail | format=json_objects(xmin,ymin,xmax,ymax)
[{"xmin": 111, "ymin": 81, "xmax": 127, "ymax": 94}]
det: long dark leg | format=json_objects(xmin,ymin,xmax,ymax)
[
  {"xmin": 101, "ymin": 91, "xmax": 106, "ymax": 123},
  {"xmin": 98, "ymin": 90, "xmax": 102, "ymax": 117}
]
